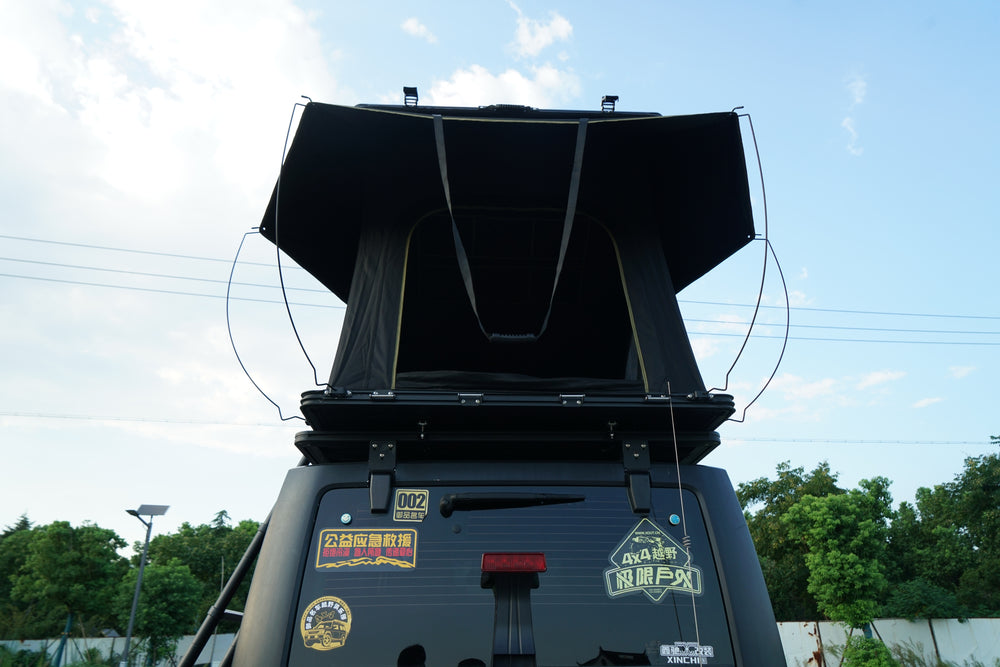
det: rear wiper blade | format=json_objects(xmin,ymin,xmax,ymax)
[{"xmin": 439, "ymin": 492, "xmax": 585, "ymax": 517}]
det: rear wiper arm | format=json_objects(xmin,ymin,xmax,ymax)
[{"xmin": 439, "ymin": 492, "xmax": 585, "ymax": 517}]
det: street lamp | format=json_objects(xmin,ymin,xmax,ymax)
[{"xmin": 120, "ymin": 504, "xmax": 169, "ymax": 667}]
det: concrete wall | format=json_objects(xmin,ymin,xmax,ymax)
[
  {"xmin": 1, "ymin": 633, "xmax": 234, "ymax": 666},
  {"xmin": 778, "ymin": 618, "xmax": 1000, "ymax": 666},
  {"xmin": 5, "ymin": 620, "xmax": 1000, "ymax": 666}
]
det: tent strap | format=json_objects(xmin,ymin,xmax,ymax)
[{"xmin": 432, "ymin": 114, "xmax": 588, "ymax": 344}]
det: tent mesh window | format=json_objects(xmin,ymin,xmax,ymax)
[{"xmin": 394, "ymin": 209, "xmax": 636, "ymax": 385}]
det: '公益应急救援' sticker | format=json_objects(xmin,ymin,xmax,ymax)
[
  {"xmin": 393, "ymin": 489, "xmax": 429, "ymax": 522},
  {"xmin": 604, "ymin": 517, "xmax": 703, "ymax": 603},
  {"xmin": 316, "ymin": 528, "xmax": 417, "ymax": 570},
  {"xmin": 300, "ymin": 596, "xmax": 351, "ymax": 651}
]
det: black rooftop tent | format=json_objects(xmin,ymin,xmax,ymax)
[{"xmin": 260, "ymin": 102, "xmax": 755, "ymax": 403}]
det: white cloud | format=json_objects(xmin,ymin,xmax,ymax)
[
  {"xmin": 507, "ymin": 2, "xmax": 572, "ymax": 58},
  {"xmin": 949, "ymin": 365, "xmax": 975, "ymax": 379},
  {"xmin": 841, "ymin": 74, "xmax": 866, "ymax": 156},
  {"xmin": 798, "ymin": 267, "xmax": 808, "ymax": 280},
  {"xmin": 426, "ymin": 64, "xmax": 580, "ymax": 108},
  {"xmin": 857, "ymin": 370, "xmax": 906, "ymax": 390},
  {"xmin": 401, "ymin": 17, "xmax": 437, "ymax": 44},
  {"xmin": 690, "ymin": 336, "xmax": 720, "ymax": 362},
  {"xmin": 842, "ymin": 116, "xmax": 863, "ymax": 156},
  {"xmin": 913, "ymin": 397, "xmax": 943, "ymax": 408},
  {"xmin": 786, "ymin": 290, "xmax": 812, "ymax": 307},
  {"xmin": 1, "ymin": 1, "xmax": 339, "ymax": 215},
  {"xmin": 769, "ymin": 373, "xmax": 837, "ymax": 401},
  {"xmin": 847, "ymin": 75, "xmax": 867, "ymax": 106}
]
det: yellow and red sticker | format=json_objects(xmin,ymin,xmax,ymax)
[
  {"xmin": 300, "ymin": 596, "xmax": 351, "ymax": 651},
  {"xmin": 316, "ymin": 528, "xmax": 417, "ymax": 570}
]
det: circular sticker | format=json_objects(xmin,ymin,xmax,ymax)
[{"xmin": 300, "ymin": 596, "xmax": 352, "ymax": 651}]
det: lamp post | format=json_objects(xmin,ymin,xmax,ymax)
[{"xmin": 120, "ymin": 504, "xmax": 169, "ymax": 667}]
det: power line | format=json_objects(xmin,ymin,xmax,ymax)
[
  {"xmin": 2, "ymin": 272, "xmax": 997, "ymax": 345},
  {"xmin": 2, "ymin": 410, "xmax": 991, "ymax": 446},
  {"xmin": 685, "ymin": 317, "xmax": 999, "ymax": 337},
  {"xmin": 694, "ymin": 330, "xmax": 1000, "ymax": 346},
  {"xmin": 4, "ymin": 258, "xmax": 994, "ymax": 337},
  {"xmin": 681, "ymin": 299, "xmax": 1000, "ymax": 321},
  {"xmin": 726, "ymin": 437, "xmax": 994, "ymax": 446},
  {"xmin": 4, "ymin": 232, "xmax": 997, "ymax": 322},
  {"xmin": 0, "ymin": 232, "xmax": 299, "ymax": 269},
  {"xmin": 0, "ymin": 256, "xmax": 328, "ymax": 293},
  {"xmin": 0, "ymin": 272, "xmax": 344, "ymax": 309},
  {"xmin": 0, "ymin": 410, "xmax": 299, "ymax": 428}
]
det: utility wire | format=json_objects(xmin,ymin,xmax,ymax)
[
  {"xmin": 0, "ymin": 256, "xmax": 329, "ymax": 293},
  {"xmin": 3, "ymin": 410, "xmax": 991, "ymax": 445},
  {"xmin": 5, "ymin": 260, "xmax": 993, "ymax": 337},
  {"xmin": 4, "ymin": 233, "xmax": 997, "ymax": 322},
  {"xmin": 3, "ymin": 272, "xmax": 997, "ymax": 345},
  {"xmin": 0, "ymin": 272, "xmax": 343, "ymax": 309},
  {"xmin": 0, "ymin": 232, "xmax": 301, "ymax": 269}
]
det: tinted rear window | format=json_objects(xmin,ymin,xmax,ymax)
[{"xmin": 290, "ymin": 485, "xmax": 734, "ymax": 666}]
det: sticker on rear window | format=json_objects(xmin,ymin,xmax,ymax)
[
  {"xmin": 660, "ymin": 641, "xmax": 715, "ymax": 664},
  {"xmin": 603, "ymin": 517, "xmax": 703, "ymax": 602},
  {"xmin": 316, "ymin": 528, "xmax": 417, "ymax": 570},
  {"xmin": 393, "ymin": 489, "xmax": 429, "ymax": 522},
  {"xmin": 300, "ymin": 596, "xmax": 352, "ymax": 651}
]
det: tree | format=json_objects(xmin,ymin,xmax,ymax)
[
  {"xmin": 883, "ymin": 449, "xmax": 1000, "ymax": 617},
  {"xmin": 0, "ymin": 516, "xmax": 37, "ymax": 639},
  {"xmin": 736, "ymin": 461, "xmax": 844, "ymax": 620},
  {"xmin": 8, "ymin": 521, "xmax": 128, "ymax": 638},
  {"xmin": 145, "ymin": 512, "xmax": 260, "ymax": 633},
  {"xmin": 783, "ymin": 477, "xmax": 893, "ymax": 628},
  {"xmin": 116, "ymin": 559, "xmax": 203, "ymax": 665}
]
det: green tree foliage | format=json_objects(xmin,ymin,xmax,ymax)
[
  {"xmin": 885, "ymin": 450, "xmax": 1000, "ymax": 616},
  {"xmin": 840, "ymin": 635, "xmax": 896, "ymax": 667},
  {"xmin": 116, "ymin": 559, "xmax": 203, "ymax": 665},
  {"xmin": 736, "ymin": 461, "xmax": 844, "ymax": 620},
  {"xmin": 783, "ymin": 477, "xmax": 893, "ymax": 628},
  {"xmin": 7, "ymin": 521, "xmax": 127, "ymax": 639},
  {"xmin": 145, "ymin": 512, "xmax": 260, "ymax": 633},
  {"xmin": 0, "ymin": 516, "xmax": 37, "ymax": 640}
]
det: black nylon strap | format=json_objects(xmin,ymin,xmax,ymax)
[{"xmin": 433, "ymin": 114, "xmax": 588, "ymax": 343}]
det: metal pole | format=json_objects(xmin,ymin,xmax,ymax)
[{"xmin": 120, "ymin": 515, "xmax": 153, "ymax": 667}]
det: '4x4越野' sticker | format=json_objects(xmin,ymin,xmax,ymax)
[
  {"xmin": 316, "ymin": 528, "xmax": 417, "ymax": 570},
  {"xmin": 300, "ymin": 596, "xmax": 352, "ymax": 651},
  {"xmin": 393, "ymin": 489, "xmax": 429, "ymax": 522},
  {"xmin": 604, "ymin": 517, "xmax": 703, "ymax": 602}
]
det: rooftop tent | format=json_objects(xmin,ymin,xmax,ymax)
[{"xmin": 259, "ymin": 102, "xmax": 755, "ymax": 395}]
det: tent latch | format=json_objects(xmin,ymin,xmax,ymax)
[
  {"xmin": 369, "ymin": 440, "xmax": 396, "ymax": 513},
  {"xmin": 623, "ymin": 440, "xmax": 651, "ymax": 514}
]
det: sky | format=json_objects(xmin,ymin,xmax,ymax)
[{"xmin": 1, "ymin": 1, "xmax": 998, "ymax": 548}]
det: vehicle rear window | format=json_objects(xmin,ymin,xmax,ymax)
[{"xmin": 289, "ymin": 485, "xmax": 735, "ymax": 666}]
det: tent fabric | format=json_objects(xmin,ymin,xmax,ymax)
[{"xmin": 260, "ymin": 103, "xmax": 755, "ymax": 395}]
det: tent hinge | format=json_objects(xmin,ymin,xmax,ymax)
[
  {"xmin": 560, "ymin": 393, "xmax": 585, "ymax": 406},
  {"xmin": 623, "ymin": 439, "xmax": 651, "ymax": 514},
  {"xmin": 458, "ymin": 393, "xmax": 483, "ymax": 406},
  {"xmin": 369, "ymin": 440, "xmax": 396, "ymax": 513}
]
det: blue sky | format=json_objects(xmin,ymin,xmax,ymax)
[{"xmin": 1, "ymin": 1, "xmax": 997, "ymax": 543}]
